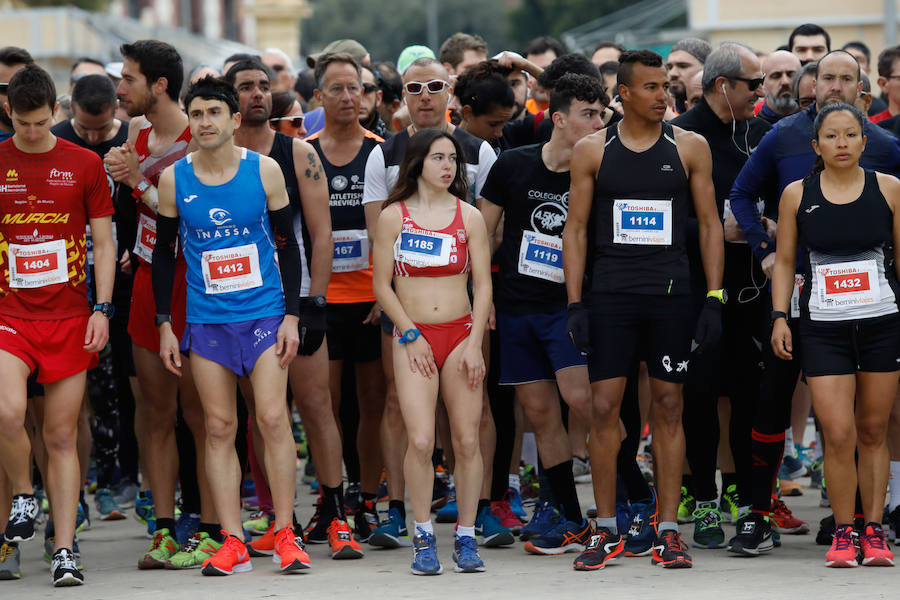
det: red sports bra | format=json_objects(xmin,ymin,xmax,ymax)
[{"xmin": 393, "ymin": 199, "xmax": 471, "ymax": 278}]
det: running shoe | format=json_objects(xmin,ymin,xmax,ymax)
[
  {"xmin": 504, "ymin": 487, "xmax": 528, "ymax": 522},
  {"xmin": 95, "ymin": 488, "xmax": 126, "ymax": 521},
  {"xmin": 134, "ymin": 489, "xmax": 156, "ymax": 537},
  {"xmin": 75, "ymin": 497, "xmax": 91, "ymax": 533},
  {"xmin": 677, "ymin": 486, "xmax": 695, "ymax": 524},
  {"xmin": 719, "ymin": 484, "xmax": 740, "ymax": 523},
  {"xmin": 452, "ymin": 534, "xmax": 485, "ymax": 572},
  {"xmin": 165, "ymin": 531, "xmax": 221, "ymax": 569},
  {"xmin": 889, "ymin": 505, "xmax": 900, "ymax": 546},
  {"xmin": 491, "ymin": 499, "xmax": 522, "ymax": 534},
  {"xmin": 817, "ymin": 515, "xmax": 836, "ymax": 545},
  {"xmin": 175, "ymin": 512, "xmax": 201, "ymax": 546},
  {"xmin": 780, "ymin": 454, "xmax": 808, "ymax": 480},
  {"xmin": 43, "ymin": 535, "xmax": 83, "ymax": 570},
  {"xmin": 243, "ymin": 510, "xmax": 272, "ymax": 536},
  {"xmin": 809, "ymin": 457, "xmax": 824, "ymax": 489},
  {"xmin": 0, "ymin": 541, "xmax": 21, "ymax": 580},
  {"xmin": 651, "ymin": 530, "xmax": 692, "ymax": 568},
  {"xmin": 411, "ymin": 528, "xmax": 442, "ymax": 575},
  {"xmin": 779, "ymin": 478, "xmax": 803, "ymax": 497},
  {"xmin": 524, "ymin": 518, "xmax": 591, "ymax": 555},
  {"xmin": 572, "ymin": 456, "xmax": 592, "ymax": 484},
  {"xmin": 520, "ymin": 464, "xmax": 539, "ymax": 499},
  {"xmin": 475, "ymin": 504, "xmax": 515, "ymax": 547},
  {"xmin": 825, "ymin": 524, "xmax": 859, "ymax": 568},
  {"xmin": 573, "ymin": 525, "xmax": 624, "ymax": 571},
  {"xmin": 114, "ymin": 478, "xmax": 139, "ymax": 509},
  {"xmin": 615, "ymin": 502, "xmax": 630, "ymax": 538},
  {"xmin": 770, "ymin": 498, "xmax": 809, "ymax": 534},
  {"xmin": 5, "ymin": 493, "xmax": 39, "ymax": 542},
  {"xmin": 435, "ymin": 491, "xmax": 458, "ymax": 523},
  {"xmin": 274, "ymin": 526, "xmax": 311, "ymax": 571},
  {"xmin": 860, "ymin": 522, "xmax": 894, "ymax": 566},
  {"xmin": 691, "ymin": 501, "xmax": 725, "ymax": 549},
  {"xmin": 728, "ymin": 512, "xmax": 773, "ymax": 556},
  {"xmin": 637, "ymin": 451, "xmax": 654, "ymax": 482},
  {"xmin": 304, "ymin": 498, "xmax": 327, "ymax": 543},
  {"xmin": 137, "ymin": 527, "xmax": 179, "ymax": 569},
  {"xmin": 369, "ymin": 506, "xmax": 411, "ymax": 548},
  {"xmin": 201, "ymin": 533, "xmax": 253, "ymax": 576},
  {"xmin": 820, "ymin": 486, "xmax": 831, "ymax": 508},
  {"xmin": 248, "ymin": 523, "xmax": 276, "ymax": 556},
  {"xmin": 355, "ymin": 499, "xmax": 379, "ymax": 543},
  {"xmin": 520, "ymin": 501, "xmax": 562, "ymax": 542},
  {"xmin": 432, "ymin": 471, "xmax": 452, "ymax": 511},
  {"xmin": 51, "ymin": 548, "xmax": 83, "ymax": 587},
  {"xmin": 624, "ymin": 487, "xmax": 659, "ymax": 556},
  {"xmin": 327, "ymin": 518, "xmax": 364, "ymax": 559},
  {"xmin": 344, "ymin": 482, "xmax": 361, "ymax": 516}
]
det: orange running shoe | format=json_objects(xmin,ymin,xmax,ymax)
[
  {"xmin": 201, "ymin": 533, "xmax": 252, "ymax": 576},
  {"xmin": 860, "ymin": 523, "xmax": 894, "ymax": 567},
  {"xmin": 274, "ymin": 527, "xmax": 311, "ymax": 572},
  {"xmin": 327, "ymin": 518, "xmax": 364, "ymax": 559},
  {"xmin": 825, "ymin": 524, "xmax": 859, "ymax": 567},
  {"xmin": 248, "ymin": 522, "xmax": 275, "ymax": 557},
  {"xmin": 769, "ymin": 498, "xmax": 809, "ymax": 534}
]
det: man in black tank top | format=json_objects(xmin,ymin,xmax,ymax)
[
  {"xmin": 227, "ymin": 60, "xmax": 366, "ymax": 559},
  {"xmin": 562, "ymin": 49, "xmax": 724, "ymax": 571}
]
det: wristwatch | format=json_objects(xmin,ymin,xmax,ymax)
[
  {"xmin": 155, "ymin": 313, "xmax": 172, "ymax": 327},
  {"xmin": 93, "ymin": 302, "xmax": 115, "ymax": 318},
  {"xmin": 132, "ymin": 177, "xmax": 151, "ymax": 199},
  {"xmin": 770, "ymin": 310, "xmax": 788, "ymax": 325},
  {"xmin": 707, "ymin": 289, "xmax": 728, "ymax": 304},
  {"xmin": 311, "ymin": 294, "xmax": 327, "ymax": 309},
  {"xmin": 398, "ymin": 328, "xmax": 421, "ymax": 344}
]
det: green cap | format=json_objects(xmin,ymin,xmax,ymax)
[{"xmin": 397, "ymin": 45, "xmax": 436, "ymax": 74}]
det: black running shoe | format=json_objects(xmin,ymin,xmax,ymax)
[
  {"xmin": 51, "ymin": 548, "xmax": 84, "ymax": 587},
  {"xmin": 728, "ymin": 512, "xmax": 774, "ymax": 556},
  {"xmin": 306, "ymin": 505, "xmax": 330, "ymax": 544},
  {"xmin": 573, "ymin": 526, "xmax": 624, "ymax": 571},
  {"xmin": 354, "ymin": 499, "xmax": 379, "ymax": 543},
  {"xmin": 5, "ymin": 494, "xmax": 39, "ymax": 542},
  {"xmin": 816, "ymin": 515, "xmax": 835, "ymax": 546},
  {"xmin": 651, "ymin": 530, "xmax": 692, "ymax": 568}
]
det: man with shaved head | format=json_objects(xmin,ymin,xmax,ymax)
[{"xmin": 757, "ymin": 50, "xmax": 801, "ymax": 124}]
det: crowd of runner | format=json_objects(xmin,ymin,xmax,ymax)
[{"xmin": 1, "ymin": 20, "xmax": 900, "ymax": 587}]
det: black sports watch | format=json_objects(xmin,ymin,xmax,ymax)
[
  {"xmin": 93, "ymin": 302, "xmax": 115, "ymax": 318},
  {"xmin": 311, "ymin": 294, "xmax": 327, "ymax": 309},
  {"xmin": 770, "ymin": 310, "xmax": 788, "ymax": 325},
  {"xmin": 155, "ymin": 313, "xmax": 172, "ymax": 327}
]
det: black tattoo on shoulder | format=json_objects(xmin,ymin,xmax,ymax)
[{"xmin": 305, "ymin": 152, "xmax": 322, "ymax": 180}]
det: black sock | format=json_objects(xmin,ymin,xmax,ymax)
[
  {"xmin": 477, "ymin": 498, "xmax": 491, "ymax": 514},
  {"xmin": 721, "ymin": 472, "xmax": 738, "ymax": 495},
  {"xmin": 322, "ymin": 483, "xmax": 345, "ymax": 521},
  {"xmin": 292, "ymin": 511, "xmax": 302, "ymax": 531},
  {"xmin": 389, "ymin": 499, "xmax": 406, "ymax": 520},
  {"xmin": 79, "ymin": 490, "xmax": 86, "ymax": 504},
  {"xmin": 156, "ymin": 517, "xmax": 177, "ymax": 534},
  {"xmin": 546, "ymin": 460, "xmax": 582, "ymax": 523},
  {"xmin": 750, "ymin": 429, "xmax": 785, "ymax": 511},
  {"xmin": 681, "ymin": 474, "xmax": 694, "ymax": 496},
  {"xmin": 361, "ymin": 491, "xmax": 377, "ymax": 509},
  {"xmin": 199, "ymin": 522, "xmax": 224, "ymax": 542},
  {"xmin": 432, "ymin": 447, "xmax": 445, "ymax": 468}
]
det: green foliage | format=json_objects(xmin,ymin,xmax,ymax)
[{"xmin": 506, "ymin": 0, "xmax": 635, "ymax": 50}]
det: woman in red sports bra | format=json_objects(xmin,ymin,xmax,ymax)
[{"xmin": 373, "ymin": 129, "xmax": 492, "ymax": 574}]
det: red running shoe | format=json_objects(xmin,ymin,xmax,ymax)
[
  {"xmin": 769, "ymin": 498, "xmax": 809, "ymax": 534},
  {"xmin": 651, "ymin": 530, "xmax": 692, "ymax": 569},
  {"xmin": 825, "ymin": 524, "xmax": 859, "ymax": 567},
  {"xmin": 491, "ymin": 500, "xmax": 522, "ymax": 534},
  {"xmin": 248, "ymin": 523, "xmax": 275, "ymax": 556},
  {"xmin": 860, "ymin": 522, "xmax": 894, "ymax": 567},
  {"xmin": 274, "ymin": 526, "xmax": 311, "ymax": 572},
  {"xmin": 328, "ymin": 518, "xmax": 364, "ymax": 559},
  {"xmin": 201, "ymin": 533, "xmax": 252, "ymax": 576}
]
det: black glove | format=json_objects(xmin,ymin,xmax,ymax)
[
  {"xmin": 692, "ymin": 297, "xmax": 723, "ymax": 354},
  {"xmin": 298, "ymin": 297, "xmax": 327, "ymax": 356},
  {"xmin": 566, "ymin": 302, "xmax": 591, "ymax": 354}
]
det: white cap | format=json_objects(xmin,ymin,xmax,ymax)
[{"xmin": 105, "ymin": 61, "xmax": 123, "ymax": 79}]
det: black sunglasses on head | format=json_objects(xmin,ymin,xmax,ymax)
[{"xmin": 729, "ymin": 75, "xmax": 765, "ymax": 91}]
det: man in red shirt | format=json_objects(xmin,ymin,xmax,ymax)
[{"xmin": 0, "ymin": 65, "xmax": 115, "ymax": 587}]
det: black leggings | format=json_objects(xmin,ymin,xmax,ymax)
[{"xmin": 489, "ymin": 328, "xmax": 517, "ymax": 501}]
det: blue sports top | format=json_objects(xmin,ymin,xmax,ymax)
[{"xmin": 174, "ymin": 148, "xmax": 285, "ymax": 323}]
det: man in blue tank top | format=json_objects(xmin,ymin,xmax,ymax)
[
  {"xmin": 151, "ymin": 76, "xmax": 312, "ymax": 576},
  {"xmin": 562, "ymin": 49, "xmax": 724, "ymax": 571}
]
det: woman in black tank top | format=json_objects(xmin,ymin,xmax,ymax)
[{"xmin": 770, "ymin": 103, "xmax": 900, "ymax": 568}]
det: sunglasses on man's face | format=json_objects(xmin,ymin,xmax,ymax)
[
  {"xmin": 403, "ymin": 79, "xmax": 449, "ymax": 95},
  {"xmin": 730, "ymin": 75, "xmax": 765, "ymax": 91},
  {"xmin": 270, "ymin": 115, "xmax": 304, "ymax": 128}
]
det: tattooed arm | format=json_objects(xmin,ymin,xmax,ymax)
[{"xmin": 291, "ymin": 138, "xmax": 333, "ymax": 296}]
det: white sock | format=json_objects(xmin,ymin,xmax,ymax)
[
  {"xmin": 784, "ymin": 428, "xmax": 795, "ymax": 456},
  {"xmin": 890, "ymin": 462, "xmax": 900, "ymax": 512},
  {"xmin": 414, "ymin": 520, "xmax": 434, "ymax": 536},
  {"xmin": 457, "ymin": 525, "xmax": 475, "ymax": 539},
  {"xmin": 508, "ymin": 474, "xmax": 520, "ymax": 493}
]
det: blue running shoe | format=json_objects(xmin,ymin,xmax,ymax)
[
  {"xmin": 616, "ymin": 502, "xmax": 631, "ymax": 538},
  {"xmin": 75, "ymin": 499, "xmax": 90, "ymax": 534},
  {"xmin": 452, "ymin": 534, "xmax": 485, "ymax": 572},
  {"xmin": 134, "ymin": 490, "xmax": 156, "ymax": 538},
  {"xmin": 411, "ymin": 528, "xmax": 442, "ymax": 575},
  {"xmin": 175, "ymin": 512, "xmax": 201, "ymax": 546},
  {"xmin": 524, "ymin": 518, "xmax": 592, "ymax": 555},
  {"xmin": 624, "ymin": 486, "xmax": 658, "ymax": 557},
  {"xmin": 505, "ymin": 488, "xmax": 527, "ymax": 522},
  {"xmin": 435, "ymin": 491, "xmax": 458, "ymax": 524},
  {"xmin": 475, "ymin": 505, "xmax": 514, "ymax": 547},
  {"xmin": 520, "ymin": 502, "xmax": 562, "ymax": 542},
  {"xmin": 370, "ymin": 507, "xmax": 411, "ymax": 548},
  {"xmin": 779, "ymin": 454, "xmax": 807, "ymax": 480}
]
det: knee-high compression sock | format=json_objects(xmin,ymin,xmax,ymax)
[
  {"xmin": 545, "ymin": 460, "xmax": 582, "ymax": 523},
  {"xmin": 750, "ymin": 429, "xmax": 785, "ymax": 512}
]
